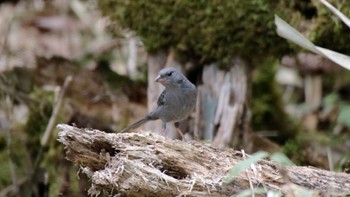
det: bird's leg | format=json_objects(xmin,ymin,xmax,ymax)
[
  {"xmin": 161, "ymin": 122, "xmax": 166, "ymax": 137},
  {"xmin": 174, "ymin": 122, "xmax": 185, "ymax": 140}
]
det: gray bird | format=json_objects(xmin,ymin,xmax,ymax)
[{"xmin": 120, "ymin": 68, "xmax": 197, "ymax": 139}]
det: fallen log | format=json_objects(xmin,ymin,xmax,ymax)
[{"xmin": 56, "ymin": 124, "xmax": 350, "ymax": 196}]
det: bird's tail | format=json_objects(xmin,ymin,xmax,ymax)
[{"xmin": 119, "ymin": 117, "xmax": 149, "ymax": 133}]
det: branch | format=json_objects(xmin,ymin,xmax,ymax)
[
  {"xmin": 41, "ymin": 75, "xmax": 72, "ymax": 146},
  {"xmin": 57, "ymin": 124, "xmax": 350, "ymax": 196}
]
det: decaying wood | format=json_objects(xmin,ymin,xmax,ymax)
[
  {"xmin": 196, "ymin": 62, "xmax": 252, "ymax": 149},
  {"xmin": 57, "ymin": 124, "xmax": 350, "ymax": 196}
]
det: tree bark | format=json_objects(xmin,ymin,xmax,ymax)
[
  {"xmin": 57, "ymin": 124, "xmax": 350, "ymax": 196},
  {"xmin": 197, "ymin": 60, "xmax": 252, "ymax": 149}
]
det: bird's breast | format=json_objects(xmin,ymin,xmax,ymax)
[{"xmin": 162, "ymin": 88, "xmax": 196, "ymax": 122}]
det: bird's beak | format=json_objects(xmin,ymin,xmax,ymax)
[{"xmin": 155, "ymin": 75, "xmax": 164, "ymax": 83}]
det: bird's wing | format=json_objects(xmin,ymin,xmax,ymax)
[{"xmin": 157, "ymin": 90, "xmax": 166, "ymax": 106}]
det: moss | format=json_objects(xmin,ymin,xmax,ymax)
[
  {"xmin": 308, "ymin": 0, "xmax": 350, "ymax": 54},
  {"xmin": 97, "ymin": 0, "xmax": 350, "ymax": 64},
  {"xmin": 283, "ymin": 132, "xmax": 335, "ymax": 167},
  {"xmin": 0, "ymin": 151, "xmax": 12, "ymax": 189},
  {"xmin": 277, "ymin": 0, "xmax": 350, "ymax": 54},
  {"xmin": 24, "ymin": 87, "xmax": 54, "ymax": 158},
  {"xmin": 282, "ymin": 133, "xmax": 325, "ymax": 166},
  {"xmin": 0, "ymin": 131, "xmax": 32, "ymax": 190},
  {"xmin": 98, "ymin": 0, "xmax": 293, "ymax": 65},
  {"xmin": 283, "ymin": 137, "xmax": 303, "ymax": 165}
]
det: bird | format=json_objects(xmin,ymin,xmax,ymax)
[{"xmin": 120, "ymin": 67, "xmax": 197, "ymax": 139}]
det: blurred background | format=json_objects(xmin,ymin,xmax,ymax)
[{"xmin": 0, "ymin": 0, "xmax": 349, "ymax": 196}]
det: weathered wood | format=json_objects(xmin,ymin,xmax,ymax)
[
  {"xmin": 198, "ymin": 62, "xmax": 251, "ymax": 149},
  {"xmin": 57, "ymin": 124, "xmax": 350, "ymax": 196}
]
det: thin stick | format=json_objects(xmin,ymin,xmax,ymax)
[
  {"xmin": 242, "ymin": 149, "xmax": 255, "ymax": 197},
  {"xmin": 0, "ymin": 177, "xmax": 28, "ymax": 197},
  {"xmin": 327, "ymin": 147, "xmax": 334, "ymax": 171},
  {"xmin": 29, "ymin": 76, "xmax": 73, "ymax": 197},
  {"xmin": 40, "ymin": 75, "xmax": 73, "ymax": 146}
]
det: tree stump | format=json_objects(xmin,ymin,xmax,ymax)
[
  {"xmin": 56, "ymin": 124, "xmax": 350, "ymax": 196},
  {"xmin": 196, "ymin": 62, "xmax": 252, "ymax": 149}
]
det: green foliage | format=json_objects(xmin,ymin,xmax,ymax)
[
  {"xmin": 339, "ymin": 156, "xmax": 350, "ymax": 173},
  {"xmin": 309, "ymin": 0, "xmax": 350, "ymax": 54},
  {"xmin": 283, "ymin": 136, "xmax": 307, "ymax": 165},
  {"xmin": 236, "ymin": 188, "xmax": 270, "ymax": 197},
  {"xmin": 322, "ymin": 92, "xmax": 350, "ymax": 129},
  {"xmin": 321, "ymin": 93, "xmax": 339, "ymax": 118},
  {"xmin": 0, "ymin": 132, "xmax": 31, "ymax": 190},
  {"xmin": 270, "ymin": 152, "xmax": 295, "ymax": 166},
  {"xmin": 225, "ymin": 151, "xmax": 269, "ymax": 183},
  {"xmin": 337, "ymin": 105, "xmax": 350, "ymax": 128},
  {"xmin": 0, "ymin": 152, "xmax": 12, "ymax": 189},
  {"xmin": 24, "ymin": 87, "xmax": 54, "ymax": 158},
  {"xmin": 226, "ymin": 151, "xmax": 294, "ymax": 186},
  {"xmin": 280, "ymin": 0, "xmax": 350, "ymax": 54},
  {"xmin": 98, "ymin": 0, "xmax": 292, "ymax": 65},
  {"xmin": 0, "ymin": 149, "xmax": 28, "ymax": 190},
  {"xmin": 252, "ymin": 60, "xmax": 300, "ymax": 142}
]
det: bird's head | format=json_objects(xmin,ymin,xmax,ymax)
[{"xmin": 155, "ymin": 68, "xmax": 184, "ymax": 88}]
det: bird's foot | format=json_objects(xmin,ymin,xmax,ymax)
[
  {"xmin": 160, "ymin": 130, "xmax": 166, "ymax": 137},
  {"xmin": 176, "ymin": 128, "xmax": 185, "ymax": 141}
]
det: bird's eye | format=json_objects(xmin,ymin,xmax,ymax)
[{"xmin": 166, "ymin": 72, "xmax": 173, "ymax": 76}]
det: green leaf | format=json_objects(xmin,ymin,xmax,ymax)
[
  {"xmin": 321, "ymin": 93, "xmax": 339, "ymax": 117},
  {"xmin": 275, "ymin": 15, "xmax": 319, "ymax": 54},
  {"xmin": 319, "ymin": 0, "xmax": 350, "ymax": 28},
  {"xmin": 299, "ymin": 189, "xmax": 315, "ymax": 197},
  {"xmin": 275, "ymin": 15, "xmax": 350, "ymax": 71},
  {"xmin": 337, "ymin": 105, "xmax": 350, "ymax": 128},
  {"xmin": 270, "ymin": 152, "xmax": 295, "ymax": 166},
  {"xmin": 225, "ymin": 151, "xmax": 269, "ymax": 183},
  {"xmin": 266, "ymin": 190, "xmax": 283, "ymax": 197},
  {"xmin": 235, "ymin": 188, "xmax": 266, "ymax": 197}
]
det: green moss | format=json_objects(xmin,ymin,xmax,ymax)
[
  {"xmin": 24, "ymin": 87, "xmax": 54, "ymax": 158},
  {"xmin": 0, "ymin": 151, "xmax": 11, "ymax": 189},
  {"xmin": 98, "ymin": 0, "xmax": 293, "ymax": 65},
  {"xmin": 98, "ymin": 0, "xmax": 350, "ymax": 63},
  {"xmin": 283, "ymin": 137, "xmax": 303, "ymax": 165},
  {"xmin": 307, "ymin": 0, "xmax": 350, "ymax": 54},
  {"xmin": 277, "ymin": 0, "xmax": 350, "ymax": 54},
  {"xmin": 0, "ymin": 133, "xmax": 30, "ymax": 190}
]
